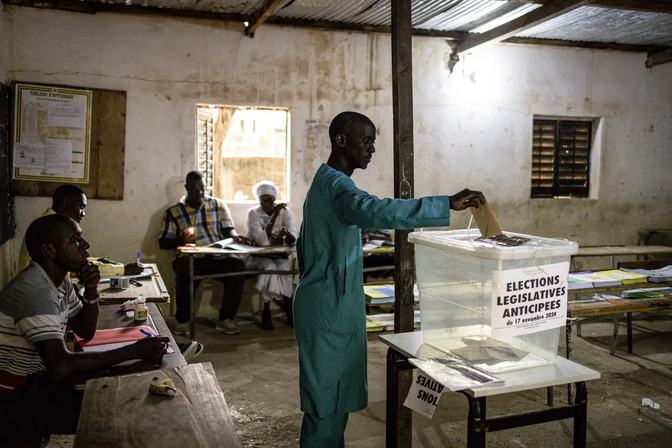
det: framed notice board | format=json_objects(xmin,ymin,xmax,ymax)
[
  {"xmin": 10, "ymin": 81, "xmax": 126, "ymax": 200},
  {"xmin": 0, "ymin": 82, "xmax": 14, "ymax": 245}
]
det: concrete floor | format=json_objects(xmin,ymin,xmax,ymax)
[{"xmin": 166, "ymin": 309, "xmax": 672, "ymax": 448}]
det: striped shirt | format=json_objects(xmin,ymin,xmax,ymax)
[
  {"xmin": 160, "ymin": 195, "xmax": 235, "ymax": 247},
  {"xmin": 0, "ymin": 262, "xmax": 82, "ymax": 392}
]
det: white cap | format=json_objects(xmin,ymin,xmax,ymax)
[{"xmin": 252, "ymin": 180, "xmax": 279, "ymax": 200}]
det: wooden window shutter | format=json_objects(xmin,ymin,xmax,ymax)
[
  {"xmin": 196, "ymin": 109, "xmax": 215, "ymax": 193},
  {"xmin": 532, "ymin": 119, "xmax": 591, "ymax": 198},
  {"xmin": 556, "ymin": 120, "xmax": 590, "ymax": 197},
  {"xmin": 531, "ymin": 119, "xmax": 557, "ymax": 198}
]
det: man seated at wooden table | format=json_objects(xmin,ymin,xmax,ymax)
[
  {"xmin": 0, "ymin": 214, "xmax": 169, "ymax": 447},
  {"xmin": 159, "ymin": 170, "xmax": 252, "ymax": 337},
  {"xmin": 16, "ymin": 184, "xmax": 144, "ymax": 277}
]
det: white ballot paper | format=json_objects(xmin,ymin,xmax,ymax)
[
  {"xmin": 409, "ymin": 357, "xmax": 504, "ymax": 392},
  {"xmin": 404, "ymin": 369, "xmax": 444, "ymax": 419}
]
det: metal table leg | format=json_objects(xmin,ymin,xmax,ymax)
[
  {"xmin": 189, "ymin": 255, "xmax": 195, "ymax": 339},
  {"xmin": 566, "ymin": 316, "xmax": 574, "ymax": 404},
  {"xmin": 386, "ymin": 348, "xmax": 413, "ymax": 448},
  {"xmin": 461, "ymin": 380, "xmax": 589, "ymax": 448},
  {"xmin": 627, "ymin": 312, "xmax": 633, "ymax": 354},
  {"xmin": 610, "ymin": 317, "xmax": 619, "ymax": 355},
  {"xmin": 464, "ymin": 395, "xmax": 487, "ymax": 448},
  {"xmin": 573, "ymin": 382, "xmax": 588, "ymax": 448}
]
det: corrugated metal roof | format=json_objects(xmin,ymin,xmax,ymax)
[
  {"xmin": 190, "ymin": 0, "xmax": 270, "ymax": 14},
  {"xmin": 17, "ymin": 0, "xmax": 672, "ymax": 50},
  {"xmin": 275, "ymin": 0, "xmax": 385, "ymax": 24},
  {"xmin": 415, "ymin": 0, "xmax": 536, "ymax": 32},
  {"xmin": 514, "ymin": 6, "xmax": 672, "ymax": 47}
]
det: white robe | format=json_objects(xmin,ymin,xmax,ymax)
[{"xmin": 246, "ymin": 205, "xmax": 297, "ymax": 302}]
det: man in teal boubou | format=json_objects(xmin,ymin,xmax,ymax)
[{"xmin": 294, "ymin": 111, "xmax": 485, "ymax": 447}]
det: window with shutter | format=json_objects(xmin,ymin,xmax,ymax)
[
  {"xmin": 196, "ymin": 109, "xmax": 215, "ymax": 194},
  {"xmin": 531, "ymin": 118, "xmax": 591, "ymax": 199}
]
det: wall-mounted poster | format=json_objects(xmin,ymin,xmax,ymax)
[{"xmin": 13, "ymin": 83, "xmax": 92, "ymax": 183}]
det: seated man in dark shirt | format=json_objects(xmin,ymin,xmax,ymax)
[{"xmin": 0, "ymin": 214, "xmax": 168, "ymax": 445}]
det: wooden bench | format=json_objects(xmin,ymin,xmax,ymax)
[
  {"xmin": 567, "ymin": 283, "xmax": 672, "ymax": 356},
  {"xmin": 572, "ymin": 245, "xmax": 672, "ymax": 270},
  {"xmin": 74, "ymin": 362, "xmax": 241, "ymax": 448}
]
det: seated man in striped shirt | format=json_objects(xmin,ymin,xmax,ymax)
[
  {"xmin": 159, "ymin": 171, "xmax": 252, "ymax": 336},
  {"xmin": 0, "ymin": 214, "xmax": 168, "ymax": 445}
]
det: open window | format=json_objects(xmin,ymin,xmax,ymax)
[{"xmin": 196, "ymin": 105, "xmax": 290, "ymax": 202}]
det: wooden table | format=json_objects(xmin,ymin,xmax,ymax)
[
  {"xmin": 567, "ymin": 283, "xmax": 672, "ymax": 356},
  {"xmin": 74, "ymin": 362, "xmax": 241, "ymax": 448},
  {"xmin": 177, "ymin": 245, "xmax": 396, "ymax": 336},
  {"xmin": 75, "ymin": 303, "xmax": 186, "ymax": 385},
  {"xmin": 178, "ymin": 245, "xmax": 298, "ymax": 337},
  {"xmin": 380, "ymin": 332, "xmax": 600, "ymax": 448},
  {"xmin": 97, "ymin": 263, "xmax": 170, "ymax": 303},
  {"xmin": 573, "ymin": 245, "xmax": 672, "ymax": 269}
]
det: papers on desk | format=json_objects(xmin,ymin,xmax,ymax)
[
  {"xmin": 622, "ymin": 265, "xmax": 672, "ymax": 282},
  {"xmin": 366, "ymin": 310, "xmax": 420, "ymax": 332},
  {"xmin": 621, "ymin": 286, "xmax": 672, "ymax": 298},
  {"xmin": 362, "ymin": 239, "xmax": 394, "ymax": 251},
  {"xmin": 364, "ymin": 284, "xmax": 419, "ymax": 304},
  {"xmin": 568, "ymin": 269, "xmax": 647, "ymax": 289},
  {"xmin": 568, "ymin": 271, "xmax": 622, "ymax": 288},
  {"xmin": 206, "ymin": 238, "xmax": 267, "ymax": 252}
]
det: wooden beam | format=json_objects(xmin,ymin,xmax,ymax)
[
  {"xmin": 390, "ymin": 5, "xmax": 415, "ymax": 447},
  {"xmin": 593, "ymin": 0, "xmax": 672, "ymax": 14},
  {"xmin": 2, "ymin": 0, "xmax": 247, "ymax": 23},
  {"xmin": 264, "ymin": 16, "xmax": 468, "ymax": 39},
  {"xmin": 391, "ymin": 0, "xmax": 416, "ymax": 337},
  {"xmin": 457, "ymin": 0, "xmax": 590, "ymax": 54},
  {"xmin": 506, "ymin": 0, "xmax": 672, "ymax": 14},
  {"xmin": 245, "ymin": 0, "xmax": 284, "ymax": 37},
  {"xmin": 646, "ymin": 48, "xmax": 672, "ymax": 67},
  {"xmin": 505, "ymin": 36, "xmax": 667, "ymax": 53}
]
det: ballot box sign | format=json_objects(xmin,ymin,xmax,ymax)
[
  {"xmin": 403, "ymin": 369, "xmax": 444, "ymax": 419},
  {"xmin": 491, "ymin": 262, "xmax": 569, "ymax": 338}
]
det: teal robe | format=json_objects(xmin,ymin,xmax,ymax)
[{"xmin": 294, "ymin": 164, "xmax": 452, "ymax": 417}]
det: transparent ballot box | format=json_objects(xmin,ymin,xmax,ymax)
[{"xmin": 409, "ymin": 229, "xmax": 578, "ymax": 373}]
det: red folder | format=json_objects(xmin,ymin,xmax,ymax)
[{"xmin": 75, "ymin": 326, "xmax": 156, "ymax": 348}]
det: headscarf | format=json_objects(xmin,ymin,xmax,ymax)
[{"xmin": 253, "ymin": 180, "xmax": 279, "ymax": 201}]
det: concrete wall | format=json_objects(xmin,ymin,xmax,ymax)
[
  {"xmin": 2, "ymin": 7, "xmax": 671, "ymax": 295},
  {"xmin": 0, "ymin": 3, "xmax": 14, "ymax": 288}
]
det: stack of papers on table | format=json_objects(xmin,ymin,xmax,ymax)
[
  {"xmin": 621, "ymin": 286, "xmax": 672, "ymax": 298},
  {"xmin": 366, "ymin": 311, "xmax": 420, "ymax": 332},
  {"xmin": 622, "ymin": 265, "xmax": 672, "ymax": 282},
  {"xmin": 364, "ymin": 284, "xmax": 419, "ymax": 304},
  {"xmin": 568, "ymin": 271, "xmax": 622, "ymax": 288},
  {"xmin": 568, "ymin": 272, "xmax": 595, "ymax": 290},
  {"xmin": 599, "ymin": 270, "xmax": 648, "ymax": 285},
  {"xmin": 362, "ymin": 240, "xmax": 394, "ymax": 251}
]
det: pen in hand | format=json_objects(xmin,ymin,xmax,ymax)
[{"xmin": 140, "ymin": 328, "xmax": 154, "ymax": 338}]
